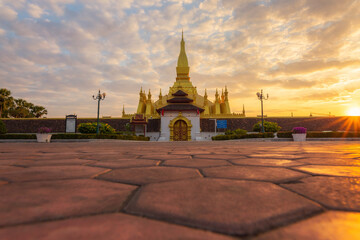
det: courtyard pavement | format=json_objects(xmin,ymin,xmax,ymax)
[{"xmin": 0, "ymin": 141, "xmax": 359, "ymax": 239}]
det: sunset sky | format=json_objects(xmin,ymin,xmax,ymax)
[{"xmin": 1, "ymin": 0, "xmax": 360, "ymax": 117}]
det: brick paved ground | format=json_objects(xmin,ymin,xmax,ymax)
[{"xmin": 0, "ymin": 141, "xmax": 359, "ymax": 239}]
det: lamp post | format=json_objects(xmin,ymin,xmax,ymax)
[
  {"xmin": 93, "ymin": 90, "xmax": 106, "ymax": 135},
  {"xmin": 256, "ymin": 89, "xmax": 269, "ymax": 133}
]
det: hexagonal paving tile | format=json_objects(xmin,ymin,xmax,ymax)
[
  {"xmin": 247, "ymin": 154, "xmax": 303, "ymax": 159},
  {"xmin": 163, "ymin": 159, "xmax": 231, "ymax": 168},
  {"xmin": 22, "ymin": 155, "xmax": 83, "ymax": 161},
  {"xmin": 301, "ymin": 152, "xmax": 358, "ymax": 159},
  {"xmin": 253, "ymin": 211, "xmax": 360, "ymax": 240},
  {"xmin": 193, "ymin": 154, "xmax": 247, "ymax": 160},
  {"xmin": 139, "ymin": 155, "xmax": 192, "ymax": 161},
  {"xmin": 0, "ymin": 166, "xmax": 108, "ymax": 182},
  {"xmin": 80, "ymin": 155, "xmax": 139, "ymax": 161},
  {"xmin": 97, "ymin": 166, "xmax": 201, "ymax": 185},
  {"xmin": 292, "ymin": 165, "xmax": 360, "ymax": 177},
  {"xmin": 0, "ymin": 166, "xmax": 24, "ymax": 173},
  {"xmin": 20, "ymin": 159, "xmax": 95, "ymax": 167},
  {"xmin": 282, "ymin": 176, "xmax": 360, "ymax": 210},
  {"xmin": 125, "ymin": 178, "xmax": 321, "ymax": 236},
  {"xmin": 202, "ymin": 166, "xmax": 309, "ymax": 183},
  {"xmin": 86, "ymin": 159, "xmax": 159, "ymax": 169},
  {"xmin": 0, "ymin": 213, "xmax": 236, "ymax": 240},
  {"xmin": 230, "ymin": 158, "xmax": 304, "ymax": 167},
  {"xmin": 0, "ymin": 160, "xmax": 36, "ymax": 166},
  {"xmin": 0, "ymin": 179, "xmax": 136, "ymax": 227},
  {"xmin": 298, "ymin": 158, "xmax": 360, "ymax": 166}
]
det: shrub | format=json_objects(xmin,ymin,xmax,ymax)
[
  {"xmin": 116, "ymin": 131, "xmax": 135, "ymax": 136},
  {"xmin": 0, "ymin": 133, "xmax": 150, "ymax": 141},
  {"xmin": 277, "ymin": 131, "xmax": 293, "ymax": 138},
  {"xmin": 234, "ymin": 129, "xmax": 247, "ymax": 135},
  {"xmin": 212, "ymin": 132, "xmax": 274, "ymax": 140},
  {"xmin": 277, "ymin": 131, "xmax": 360, "ymax": 138},
  {"xmin": 50, "ymin": 133, "xmax": 149, "ymax": 140},
  {"xmin": 212, "ymin": 135, "xmax": 231, "ymax": 140},
  {"xmin": 0, "ymin": 134, "xmax": 36, "ymax": 139},
  {"xmin": 225, "ymin": 128, "xmax": 247, "ymax": 136},
  {"xmin": 77, "ymin": 122, "xmax": 116, "ymax": 134},
  {"xmin": 38, "ymin": 127, "xmax": 51, "ymax": 134},
  {"xmin": 293, "ymin": 127, "xmax": 307, "ymax": 134},
  {"xmin": 241, "ymin": 132, "xmax": 274, "ymax": 138},
  {"xmin": 306, "ymin": 131, "xmax": 360, "ymax": 138},
  {"xmin": 0, "ymin": 120, "xmax": 7, "ymax": 134},
  {"xmin": 253, "ymin": 121, "xmax": 281, "ymax": 132}
]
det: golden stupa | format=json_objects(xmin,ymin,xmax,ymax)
[{"xmin": 123, "ymin": 32, "xmax": 245, "ymax": 119}]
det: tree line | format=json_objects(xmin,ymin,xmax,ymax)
[{"xmin": 0, "ymin": 88, "xmax": 48, "ymax": 118}]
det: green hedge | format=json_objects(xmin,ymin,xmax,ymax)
[
  {"xmin": 0, "ymin": 133, "xmax": 149, "ymax": 141},
  {"xmin": 225, "ymin": 129, "xmax": 247, "ymax": 136},
  {"xmin": 277, "ymin": 131, "xmax": 293, "ymax": 138},
  {"xmin": 307, "ymin": 132, "xmax": 360, "ymax": 138},
  {"xmin": 77, "ymin": 122, "xmax": 116, "ymax": 134},
  {"xmin": 212, "ymin": 132, "xmax": 274, "ymax": 141},
  {"xmin": 0, "ymin": 120, "xmax": 7, "ymax": 134},
  {"xmin": 277, "ymin": 131, "xmax": 360, "ymax": 138},
  {"xmin": 0, "ymin": 134, "xmax": 36, "ymax": 139},
  {"xmin": 52, "ymin": 134, "xmax": 149, "ymax": 141},
  {"xmin": 253, "ymin": 121, "xmax": 281, "ymax": 132}
]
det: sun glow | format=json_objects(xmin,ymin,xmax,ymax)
[{"xmin": 347, "ymin": 107, "xmax": 360, "ymax": 116}]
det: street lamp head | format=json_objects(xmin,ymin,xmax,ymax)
[
  {"xmin": 267, "ymin": 93, "xmax": 269, "ymax": 98},
  {"xmin": 256, "ymin": 92, "xmax": 260, "ymax": 98},
  {"xmin": 102, "ymin": 92, "xmax": 106, "ymax": 99}
]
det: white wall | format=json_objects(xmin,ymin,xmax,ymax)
[
  {"xmin": 146, "ymin": 132, "xmax": 161, "ymax": 141},
  {"xmin": 159, "ymin": 111, "xmax": 201, "ymax": 141},
  {"xmin": 199, "ymin": 132, "xmax": 222, "ymax": 141}
]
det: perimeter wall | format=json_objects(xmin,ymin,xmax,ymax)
[{"xmin": 2, "ymin": 117, "xmax": 359, "ymax": 133}]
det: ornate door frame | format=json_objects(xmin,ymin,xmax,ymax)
[{"xmin": 169, "ymin": 112, "xmax": 192, "ymax": 141}]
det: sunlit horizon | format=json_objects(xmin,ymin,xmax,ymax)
[{"xmin": 347, "ymin": 107, "xmax": 360, "ymax": 116}]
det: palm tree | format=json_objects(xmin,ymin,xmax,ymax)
[
  {"xmin": 1, "ymin": 88, "xmax": 48, "ymax": 118},
  {"xmin": 30, "ymin": 105, "xmax": 48, "ymax": 118},
  {"xmin": 9, "ymin": 99, "xmax": 32, "ymax": 118},
  {"xmin": 0, "ymin": 88, "xmax": 14, "ymax": 118}
]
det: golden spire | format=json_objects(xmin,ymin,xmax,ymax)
[
  {"xmin": 221, "ymin": 89, "xmax": 225, "ymax": 102},
  {"xmin": 176, "ymin": 30, "xmax": 190, "ymax": 80},
  {"xmin": 225, "ymin": 86, "xmax": 229, "ymax": 101},
  {"xmin": 148, "ymin": 89, "xmax": 152, "ymax": 100},
  {"xmin": 177, "ymin": 30, "xmax": 188, "ymax": 67},
  {"xmin": 215, "ymin": 88, "xmax": 219, "ymax": 102},
  {"xmin": 159, "ymin": 89, "xmax": 162, "ymax": 100},
  {"xmin": 243, "ymin": 104, "xmax": 246, "ymax": 115},
  {"xmin": 122, "ymin": 105, "xmax": 125, "ymax": 116},
  {"xmin": 139, "ymin": 87, "xmax": 143, "ymax": 100}
]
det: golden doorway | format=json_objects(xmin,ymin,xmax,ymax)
[{"xmin": 173, "ymin": 120, "xmax": 188, "ymax": 141}]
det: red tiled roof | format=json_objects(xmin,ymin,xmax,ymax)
[
  {"xmin": 167, "ymin": 97, "xmax": 193, "ymax": 103},
  {"xmin": 172, "ymin": 90, "xmax": 188, "ymax": 96},
  {"xmin": 157, "ymin": 104, "xmax": 204, "ymax": 113}
]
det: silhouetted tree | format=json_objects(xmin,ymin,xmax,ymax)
[
  {"xmin": 0, "ymin": 88, "xmax": 14, "ymax": 118},
  {"xmin": 30, "ymin": 105, "xmax": 48, "ymax": 118},
  {"xmin": 0, "ymin": 88, "xmax": 47, "ymax": 118}
]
